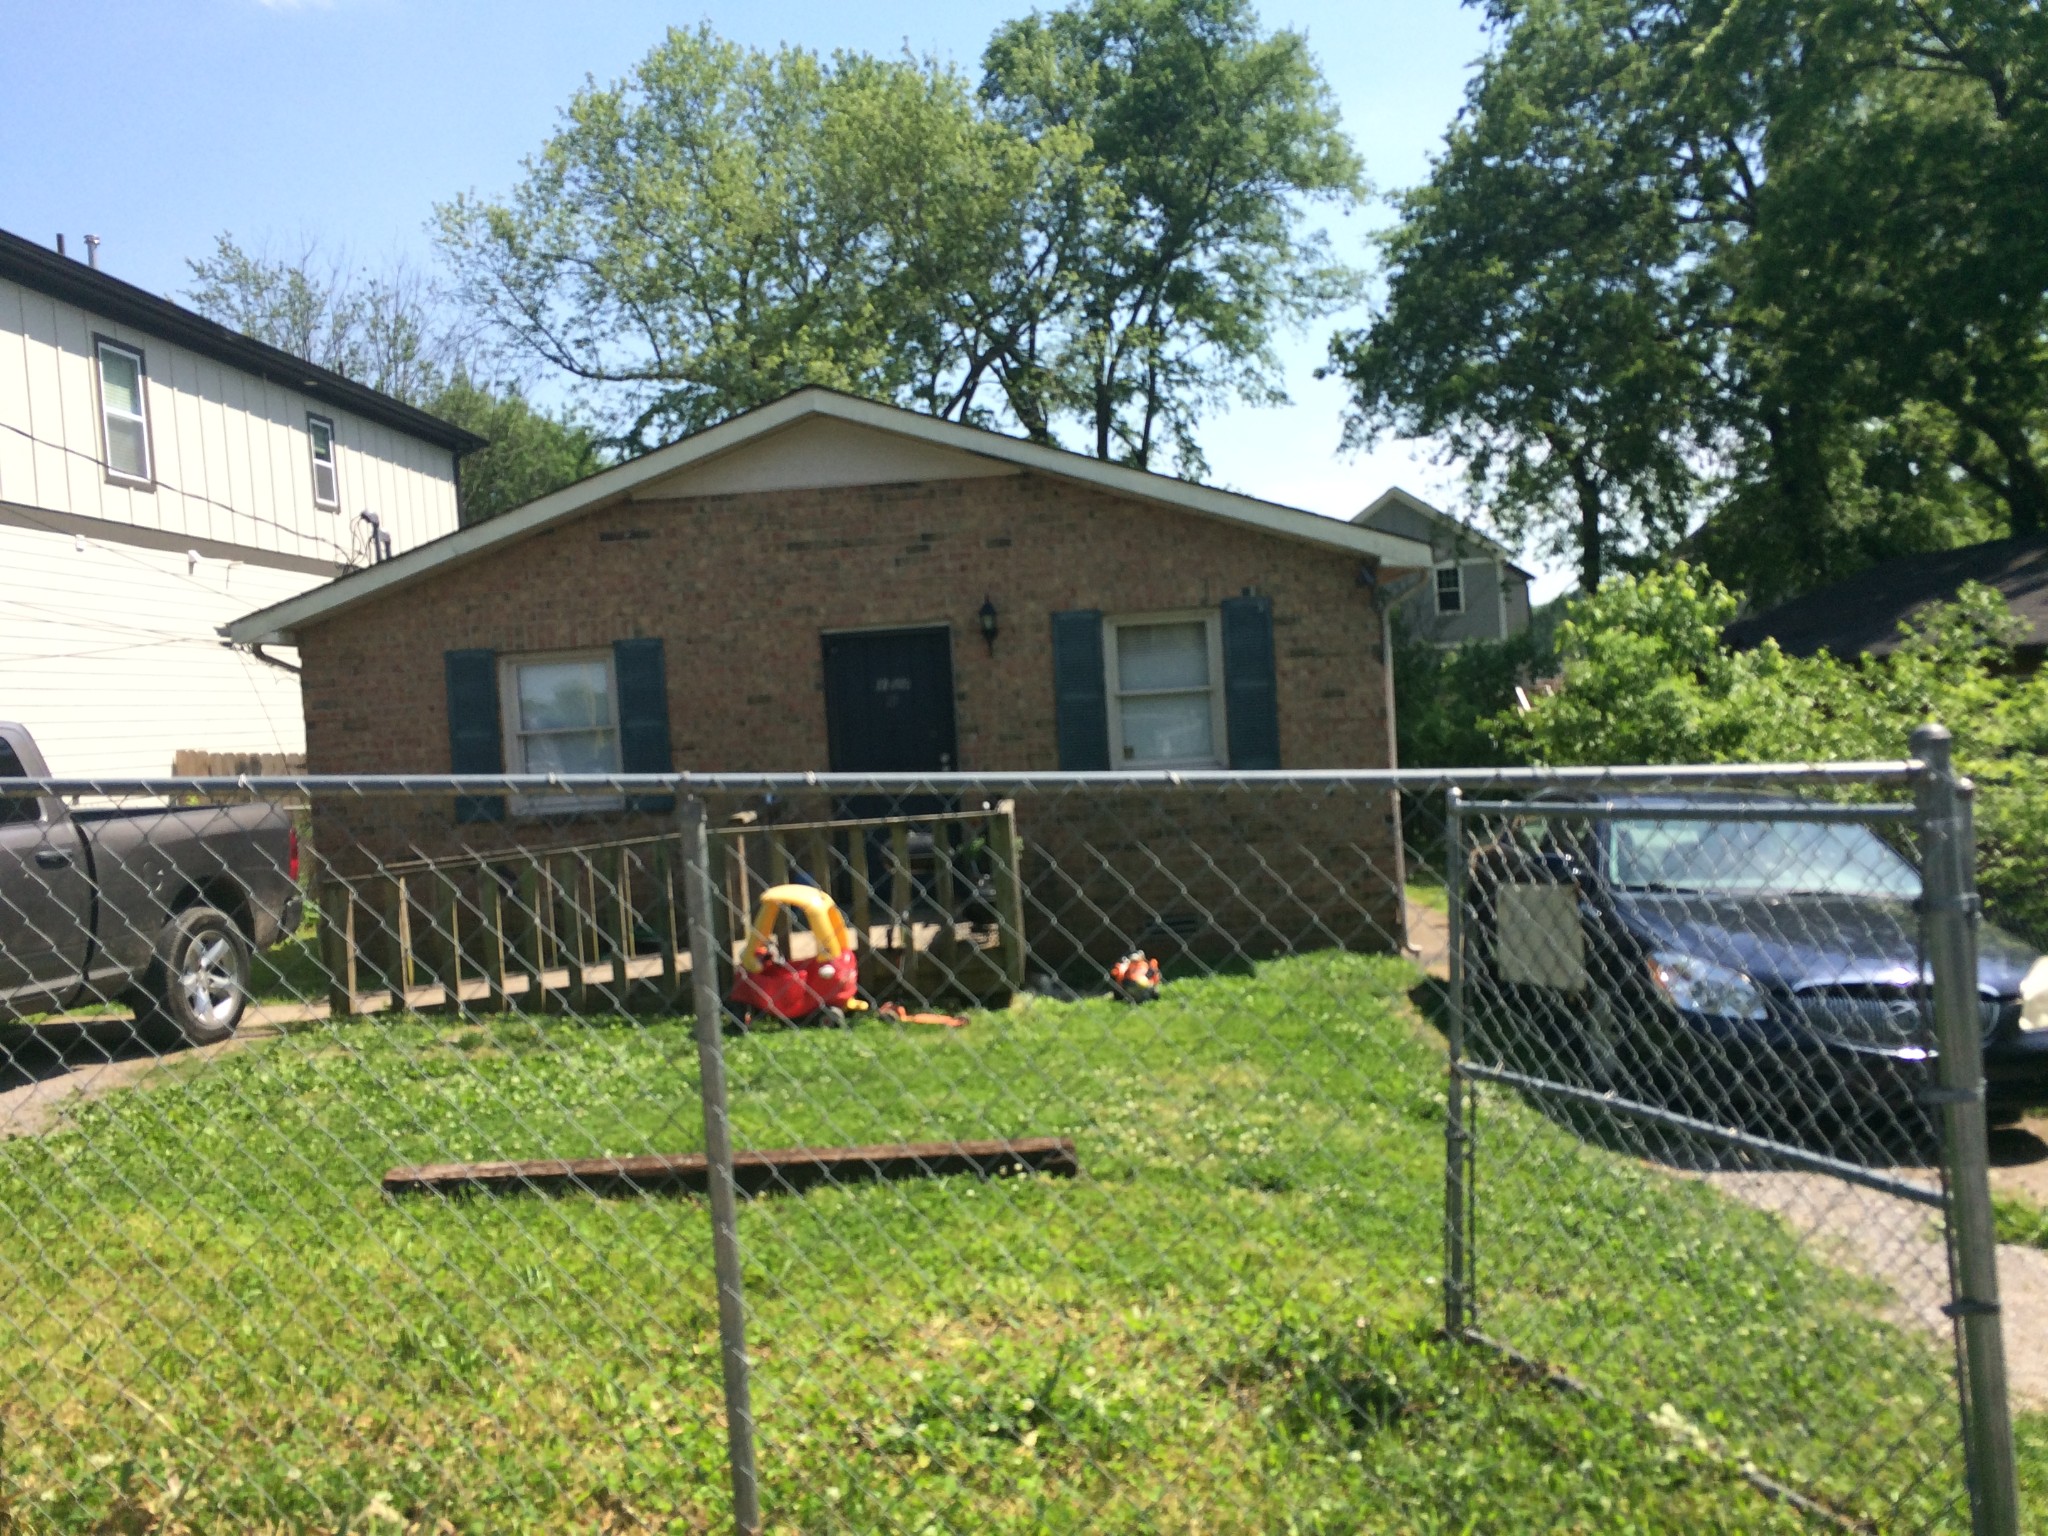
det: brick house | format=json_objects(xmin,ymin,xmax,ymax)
[{"xmin": 227, "ymin": 388, "xmax": 1431, "ymax": 972}]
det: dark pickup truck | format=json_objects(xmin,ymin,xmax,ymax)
[{"xmin": 0, "ymin": 723, "xmax": 302, "ymax": 1043}]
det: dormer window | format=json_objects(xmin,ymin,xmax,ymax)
[
  {"xmin": 94, "ymin": 339, "xmax": 152, "ymax": 486},
  {"xmin": 307, "ymin": 414, "xmax": 340, "ymax": 509}
]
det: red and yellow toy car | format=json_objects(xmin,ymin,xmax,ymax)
[{"xmin": 728, "ymin": 884, "xmax": 860, "ymax": 1026}]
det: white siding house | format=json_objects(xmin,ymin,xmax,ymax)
[{"xmin": 0, "ymin": 229, "xmax": 480, "ymax": 779}]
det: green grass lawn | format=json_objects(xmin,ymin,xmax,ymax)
[
  {"xmin": 1997, "ymin": 1192, "xmax": 2048, "ymax": 1252},
  {"xmin": 0, "ymin": 952, "xmax": 2036, "ymax": 1533},
  {"xmin": 1405, "ymin": 877, "xmax": 1449, "ymax": 915}
]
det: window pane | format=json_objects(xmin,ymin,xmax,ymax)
[
  {"xmin": 0, "ymin": 740, "xmax": 33, "ymax": 825},
  {"xmin": 309, "ymin": 419, "xmax": 334, "ymax": 461},
  {"xmin": 517, "ymin": 661, "xmax": 613, "ymax": 732},
  {"xmin": 1117, "ymin": 621, "xmax": 1208, "ymax": 692},
  {"xmin": 313, "ymin": 459, "xmax": 338, "ymax": 506},
  {"xmin": 99, "ymin": 349, "xmax": 141, "ymax": 416},
  {"xmin": 106, "ymin": 416, "xmax": 148, "ymax": 480},
  {"xmin": 1435, "ymin": 567, "xmax": 1462, "ymax": 614},
  {"xmin": 521, "ymin": 729, "xmax": 618, "ymax": 775},
  {"xmin": 1119, "ymin": 693, "xmax": 1213, "ymax": 764}
]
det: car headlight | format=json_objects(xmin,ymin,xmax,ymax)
[
  {"xmin": 2019, "ymin": 957, "xmax": 2048, "ymax": 1032},
  {"xmin": 1646, "ymin": 951, "xmax": 1767, "ymax": 1021}
]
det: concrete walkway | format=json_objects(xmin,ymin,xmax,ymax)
[{"xmin": 0, "ymin": 1000, "xmax": 324, "ymax": 1139}]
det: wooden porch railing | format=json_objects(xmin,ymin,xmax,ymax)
[{"xmin": 315, "ymin": 801, "xmax": 1025, "ymax": 1019}]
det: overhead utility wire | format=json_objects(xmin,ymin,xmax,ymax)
[{"xmin": 0, "ymin": 418, "xmax": 357, "ymax": 566}]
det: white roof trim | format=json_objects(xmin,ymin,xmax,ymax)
[
  {"xmin": 1352, "ymin": 485, "xmax": 1516, "ymax": 562},
  {"xmin": 226, "ymin": 388, "xmax": 1435, "ymax": 644}
]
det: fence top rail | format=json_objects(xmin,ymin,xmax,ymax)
[
  {"xmin": 14, "ymin": 761, "xmax": 1920, "ymax": 798},
  {"xmin": 1455, "ymin": 799, "xmax": 1919, "ymax": 822}
]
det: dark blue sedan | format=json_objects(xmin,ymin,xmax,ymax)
[{"xmin": 1466, "ymin": 794, "xmax": 2048, "ymax": 1135}]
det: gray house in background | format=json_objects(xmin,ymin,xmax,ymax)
[{"xmin": 1352, "ymin": 487, "xmax": 1533, "ymax": 646}]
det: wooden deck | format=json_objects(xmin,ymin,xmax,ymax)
[{"xmin": 316, "ymin": 804, "xmax": 1026, "ymax": 1018}]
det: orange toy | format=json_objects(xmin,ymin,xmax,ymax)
[
  {"xmin": 1110, "ymin": 950, "xmax": 1162, "ymax": 1003},
  {"xmin": 877, "ymin": 1001, "xmax": 970, "ymax": 1029}
]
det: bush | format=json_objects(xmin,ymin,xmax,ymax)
[
  {"xmin": 1391, "ymin": 620, "xmax": 1553, "ymax": 769},
  {"xmin": 1496, "ymin": 563, "xmax": 2048, "ymax": 944}
]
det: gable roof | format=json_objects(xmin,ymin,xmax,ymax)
[
  {"xmin": 1723, "ymin": 534, "xmax": 2048, "ymax": 659},
  {"xmin": 0, "ymin": 228, "xmax": 485, "ymax": 455},
  {"xmin": 1352, "ymin": 486, "xmax": 1525, "ymax": 569},
  {"xmin": 225, "ymin": 387, "xmax": 1436, "ymax": 645}
]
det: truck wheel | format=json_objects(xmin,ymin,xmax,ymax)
[{"xmin": 142, "ymin": 907, "xmax": 250, "ymax": 1047}]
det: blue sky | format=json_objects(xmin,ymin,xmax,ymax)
[{"xmin": 0, "ymin": 1, "xmax": 1552, "ymax": 588}]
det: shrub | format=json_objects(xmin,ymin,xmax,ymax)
[{"xmin": 1495, "ymin": 563, "xmax": 2048, "ymax": 944}]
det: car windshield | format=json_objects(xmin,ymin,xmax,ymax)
[{"xmin": 1605, "ymin": 817, "xmax": 1921, "ymax": 899}]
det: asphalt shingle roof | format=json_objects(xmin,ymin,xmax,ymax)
[{"xmin": 1722, "ymin": 535, "xmax": 2048, "ymax": 659}]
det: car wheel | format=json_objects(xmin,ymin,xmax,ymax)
[
  {"xmin": 140, "ymin": 907, "xmax": 249, "ymax": 1047},
  {"xmin": 1577, "ymin": 993, "xmax": 1640, "ymax": 1096}
]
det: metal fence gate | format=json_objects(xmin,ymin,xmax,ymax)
[
  {"xmin": 1443, "ymin": 727, "xmax": 2018, "ymax": 1535},
  {"xmin": 0, "ymin": 730, "xmax": 2025, "ymax": 1532}
]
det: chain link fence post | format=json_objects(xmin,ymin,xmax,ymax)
[
  {"xmin": 1444, "ymin": 786, "xmax": 1473, "ymax": 1337},
  {"xmin": 1913, "ymin": 724, "xmax": 2020, "ymax": 1536},
  {"xmin": 682, "ymin": 793, "xmax": 763, "ymax": 1536}
]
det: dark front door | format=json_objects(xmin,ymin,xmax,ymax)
[
  {"xmin": 822, "ymin": 630, "xmax": 959, "ymax": 913},
  {"xmin": 821, "ymin": 627, "xmax": 958, "ymax": 775}
]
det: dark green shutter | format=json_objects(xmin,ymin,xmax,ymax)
[
  {"xmin": 613, "ymin": 637, "xmax": 674, "ymax": 813},
  {"xmin": 1051, "ymin": 609, "xmax": 1110, "ymax": 770},
  {"xmin": 444, "ymin": 648, "xmax": 504, "ymax": 823},
  {"xmin": 1220, "ymin": 595, "xmax": 1280, "ymax": 770}
]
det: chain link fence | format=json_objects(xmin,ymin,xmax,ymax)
[{"xmin": 0, "ymin": 735, "xmax": 2027, "ymax": 1532}]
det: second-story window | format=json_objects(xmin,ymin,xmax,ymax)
[
  {"xmin": 1435, "ymin": 564, "xmax": 1465, "ymax": 616},
  {"xmin": 307, "ymin": 414, "xmax": 340, "ymax": 509},
  {"xmin": 94, "ymin": 339, "xmax": 152, "ymax": 486}
]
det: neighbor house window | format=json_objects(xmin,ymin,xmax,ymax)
[
  {"xmin": 499, "ymin": 652, "xmax": 622, "ymax": 814},
  {"xmin": 94, "ymin": 339, "xmax": 152, "ymax": 486},
  {"xmin": 1435, "ymin": 564, "xmax": 1464, "ymax": 615},
  {"xmin": 307, "ymin": 414, "xmax": 339, "ymax": 509},
  {"xmin": 1104, "ymin": 613, "xmax": 1226, "ymax": 768}
]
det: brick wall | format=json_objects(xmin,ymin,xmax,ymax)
[{"xmin": 299, "ymin": 470, "xmax": 1411, "ymax": 966}]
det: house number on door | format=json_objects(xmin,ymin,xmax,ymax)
[{"xmin": 873, "ymin": 677, "xmax": 914, "ymax": 693}]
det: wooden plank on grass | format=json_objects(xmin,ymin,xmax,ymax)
[{"xmin": 383, "ymin": 1136, "xmax": 1080, "ymax": 1198}]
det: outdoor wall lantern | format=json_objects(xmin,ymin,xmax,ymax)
[{"xmin": 978, "ymin": 596, "xmax": 1000, "ymax": 655}]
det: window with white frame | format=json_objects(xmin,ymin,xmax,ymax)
[
  {"xmin": 1104, "ymin": 613, "xmax": 1226, "ymax": 768},
  {"xmin": 1435, "ymin": 564, "xmax": 1465, "ymax": 615},
  {"xmin": 307, "ymin": 414, "xmax": 340, "ymax": 509},
  {"xmin": 94, "ymin": 339, "xmax": 152, "ymax": 485},
  {"xmin": 499, "ymin": 652, "xmax": 622, "ymax": 813}
]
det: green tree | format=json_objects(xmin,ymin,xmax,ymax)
[
  {"xmin": 1328, "ymin": 1, "xmax": 1708, "ymax": 593},
  {"xmin": 1332, "ymin": 0, "xmax": 2048, "ymax": 606},
  {"xmin": 438, "ymin": 5, "xmax": 1363, "ymax": 470},
  {"xmin": 982, "ymin": 0, "xmax": 1364, "ymax": 472},
  {"xmin": 436, "ymin": 28, "xmax": 1062, "ymax": 451},
  {"xmin": 184, "ymin": 233, "xmax": 456, "ymax": 404},
  {"xmin": 431, "ymin": 375, "xmax": 602, "ymax": 525},
  {"xmin": 184, "ymin": 234, "xmax": 602, "ymax": 523}
]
